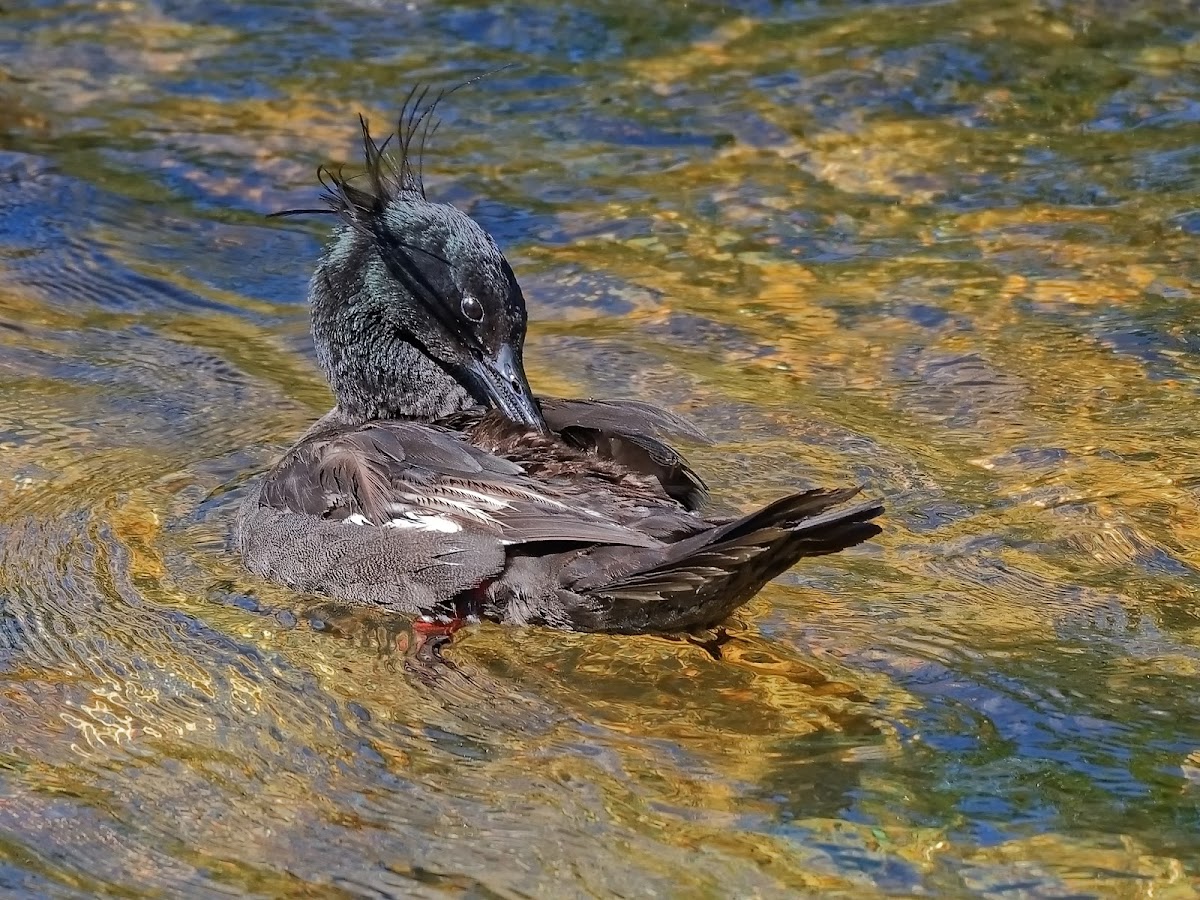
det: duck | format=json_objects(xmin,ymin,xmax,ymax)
[{"xmin": 235, "ymin": 86, "xmax": 883, "ymax": 635}]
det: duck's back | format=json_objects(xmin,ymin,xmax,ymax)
[
  {"xmin": 237, "ymin": 400, "xmax": 709, "ymax": 616},
  {"xmin": 237, "ymin": 399, "xmax": 882, "ymax": 632}
]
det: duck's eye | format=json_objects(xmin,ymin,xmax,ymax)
[{"xmin": 460, "ymin": 294, "xmax": 484, "ymax": 323}]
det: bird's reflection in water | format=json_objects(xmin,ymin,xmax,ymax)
[
  {"xmin": 301, "ymin": 601, "xmax": 473, "ymax": 684},
  {"xmin": 296, "ymin": 595, "xmax": 740, "ymax": 676}
]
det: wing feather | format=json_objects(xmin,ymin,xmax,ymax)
[
  {"xmin": 540, "ymin": 398, "xmax": 710, "ymax": 444},
  {"xmin": 259, "ymin": 420, "xmax": 660, "ymax": 549},
  {"xmin": 537, "ymin": 398, "xmax": 709, "ymax": 509}
]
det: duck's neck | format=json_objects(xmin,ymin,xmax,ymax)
[{"xmin": 308, "ymin": 231, "xmax": 475, "ymax": 425}]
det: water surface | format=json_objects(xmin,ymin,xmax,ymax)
[{"xmin": 1, "ymin": 0, "xmax": 1199, "ymax": 896}]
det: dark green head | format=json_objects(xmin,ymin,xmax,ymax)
[{"xmin": 289, "ymin": 86, "xmax": 545, "ymax": 428}]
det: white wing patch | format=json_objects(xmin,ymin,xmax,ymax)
[
  {"xmin": 382, "ymin": 514, "xmax": 461, "ymax": 534},
  {"xmin": 391, "ymin": 493, "xmax": 500, "ymax": 527},
  {"xmin": 339, "ymin": 480, "xmax": 584, "ymax": 534},
  {"xmin": 342, "ymin": 510, "xmax": 462, "ymax": 533}
]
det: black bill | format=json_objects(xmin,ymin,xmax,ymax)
[{"xmin": 463, "ymin": 343, "xmax": 549, "ymax": 431}]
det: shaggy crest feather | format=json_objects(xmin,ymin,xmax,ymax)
[{"xmin": 269, "ymin": 67, "xmax": 511, "ymax": 227}]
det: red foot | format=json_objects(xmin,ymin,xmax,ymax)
[
  {"xmin": 413, "ymin": 618, "xmax": 466, "ymax": 637},
  {"xmin": 409, "ymin": 578, "xmax": 494, "ymax": 642}
]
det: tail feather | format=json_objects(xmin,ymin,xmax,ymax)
[
  {"xmin": 578, "ymin": 487, "xmax": 883, "ymax": 633},
  {"xmin": 718, "ymin": 486, "xmax": 865, "ymax": 539}
]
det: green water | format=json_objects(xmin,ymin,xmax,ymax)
[{"xmin": 1, "ymin": 0, "xmax": 1199, "ymax": 896}]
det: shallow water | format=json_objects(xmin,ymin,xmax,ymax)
[{"xmin": 1, "ymin": 0, "xmax": 1199, "ymax": 896}]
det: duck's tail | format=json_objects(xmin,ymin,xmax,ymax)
[{"xmin": 576, "ymin": 487, "xmax": 882, "ymax": 634}]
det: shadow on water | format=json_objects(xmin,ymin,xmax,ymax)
[{"xmin": 1, "ymin": 0, "xmax": 1199, "ymax": 895}]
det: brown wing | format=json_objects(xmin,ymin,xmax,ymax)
[
  {"xmin": 539, "ymin": 398, "xmax": 710, "ymax": 443},
  {"xmin": 538, "ymin": 398, "xmax": 710, "ymax": 510},
  {"xmin": 259, "ymin": 420, "xmax": 661, "ymax": 549}
]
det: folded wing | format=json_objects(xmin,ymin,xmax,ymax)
[
  {"xmin": 259, "ymin": 420, "xmax": 663, "ymax": 549},
  {"xmin": 539, "ymin": 397, "xmax": 710, "ymax": 509}
]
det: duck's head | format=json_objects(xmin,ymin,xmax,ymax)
[{"xmin": 291, "ymin": 92, "xmax": 545, "ymax": 429}]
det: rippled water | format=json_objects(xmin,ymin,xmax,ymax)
[{"xmin": 1, "ymin": 0, "xmax": 1199, "ymax": 896}]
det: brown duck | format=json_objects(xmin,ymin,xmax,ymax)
[{"xmin": 236, "ymin": 89, "xmax": 883, "ymax": 634}]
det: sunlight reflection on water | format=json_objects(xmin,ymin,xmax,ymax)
[{"xmin": 0, "ymin": 0, "xmax": 1198, "ymax": 895}]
